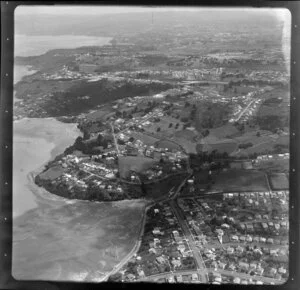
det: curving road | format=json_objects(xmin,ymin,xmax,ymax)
[
  {"xmin": 105, "ymin": 172, "xmax": 192, "ymax": 280},
  {"xmin": 138, "ymin": 268, "xmax": 284, "ymax": 284}
]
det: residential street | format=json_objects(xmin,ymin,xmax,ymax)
[{"xmin": 169, "ymin": 199, "xmax": 208, "ymax": 282}]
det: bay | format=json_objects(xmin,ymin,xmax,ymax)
[
  {"xmin": 15, "ymin": 34, "xmax": 112, "ymax": 57},
  {"xmin": 13, "ymin": 118, "xmax": 146, "ymax": 281}
]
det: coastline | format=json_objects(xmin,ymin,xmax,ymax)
[
  {"xmin": 12, "ymin": 61, "xmax": 148, "ymax": 282},
  {"xmin": 14, "ymin": 34, "xmax": 112, "ymax": 57},
  {"xmin": 13, "ymin": 118, "xmax": 81, "ymax": 218},
  {"xmin": 13, "ymin": 117, "xmax": 148, "ymax": 282}
]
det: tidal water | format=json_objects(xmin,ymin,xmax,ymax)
[{"xmin": 12, "ymin": 48, "xmax": 145, "ymax": 281}]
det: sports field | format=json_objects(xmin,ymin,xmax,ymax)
[
  {"xmin": 118, "ymin": 156, "xmax": 156, "ymax": 178},
  {"xmin": 269, "ymin": 173, "xmax": 289, "ymax": 190},
  {"xmin": 211, "ymin": 169, "xmax": 269, "ymax": 192}
]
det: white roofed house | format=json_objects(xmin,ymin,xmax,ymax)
[
  {"xmin": 227, "ymin": 247, "xmax": 234, "ymax": 254},
  {"xmin": 231, "ymin": 235, "xmax": 239, "ymax": 242},
  {"xmin": 259, "ymin": 237, "xmax": 266, "ymax": 243},
  {"xmin": 278, "ymin": 266, "xmax": 287, "ymax": 275}
]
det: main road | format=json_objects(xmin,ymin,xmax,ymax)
[
  {"xmin": 169, "ymin": 198, "xmax": 208, "ymax": 282},
  {"xmin": 137, "ymin": 268, "xmax": 283, "ymax": 284},
  {"xmin": 104, "ymin": 172, "xmax": 192, "ymax": 280}
]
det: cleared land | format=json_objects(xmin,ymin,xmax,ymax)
[
  {"xmin": 257, "ymin": 88, "xmax": 290, "ymax": 132},
  {"xmin": 174, "ymin": 129, "xmax": 197, "ymax": 142},
  {"xmin": 129, "ymin": 132, "xmax": 159, "ymax": 146},
  {"xmin": 39, "ymin": 165, "xmax": 64, "ymax": 181},
  {"xmin": 155, "ymin": 139, "xmax": 182, "ymax": 151},
  {"xmin": 211, "ymin": 169, "xmax": 269, "ymax": 192},
  {"xmin": 269, "ymin": 173, "xmax": 289, "ymax": 190},
  {"xmin": 208, "ymin": 124, "xmax": 240, "ymax": 139},
  {"xmin": 118, "ymin": 156, "xmax": 157, "ymax": 178},
  {"xmin": 171, "ymin": 137, "xmax": 197, "ymax": 154},
  {"xmin": 196, "ymin": 142, "xmax": 237, "ymax": 154},
  {"xmin": 254, "ymin": 159, "xmax": 289, "ymax": 173},
  {"xmin": 85, "ymin": 107, "xmax": 114, "ymax": 122}
]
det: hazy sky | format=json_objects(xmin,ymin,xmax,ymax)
[{"xmin": 15, "ymin": 5, "xmax": 290, "ymax": 20}]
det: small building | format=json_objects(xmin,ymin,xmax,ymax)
[
  {"xmin": 236, "ymin": 245, "xmax": 244, "ymax": 253},
  {"xmin": 278, "ymin": 267, "xmax": 287, "ymax": 275},
  {"xmin": 231, "ymin": 235, "xmax": 239, "ymax": 242},
  {"xmin": 227, "ymin": 247, "xmax": 234, "ymax": 254},
  {"xmin": 233, "ymin": 277, "xmax": 241, "ymax": 284},
  {"xmin": 259, "ymin": 237, "xmax": 266, "ymax": 243},
  {"xmin": 269, "ymin": 267, "xmax": 277, "ymax": 276}
]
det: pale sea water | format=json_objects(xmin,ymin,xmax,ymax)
[
  {"xmin": 12, "ymin": 36, "xmax": 145, "ymax": 282},
  {"xmin": 15, "ymin": 34, "xmax": 112, "ymax": 57}
]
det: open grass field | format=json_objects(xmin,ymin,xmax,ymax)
[
  {"xmin": 174, "ymin": 129, "xmax": 197, "ymax": 142},
  {"xmin": 268, "ymin": 173, "xmax": 289, "ymax": 190},
  {"xmin": 85, "ymin": 107, "xmax": 114, "ymax": 122},
  {"xmin": 197, "ymin": 142, "xmax": 237, "ymax": 154},
  {"xmin": 118, "ymin": 156, "xmax": 157, "ymax": 178},
  {"xmin": 155, "ymin": 139, "xmax": 182, "ymax": 151},
  {"xmin": 172, "ymin": 137, "xmax": 197, "ymax": 154},
  {"xmin": 254, "ymin": 159, "xmax": 289, "ymax": 173},
  {"xmin": 257, "ymin": 88, "xmax": 290, "ymax": 132},
  {"xmin": 208, "ymin": 124, "xmax": 240, "ymax": 139},
  {"xmin": 276, "ymin": 135, "xmax": 289, "ymax": 146},
  {"xmin": 233, "ymin": 130, "xmax": 274, "ymax": 145},
  {"xmin": 211, "ymin": 169, "xmax": 269, "ymax": 192},
  {"xmin": 129, "ymin": 132, "xmax": 159, "ymax": 146},
  {"xmin": 238, "ymin": 140, "xmax": 276, "ymax": 155},
  {"xmin": 231, "ymin": 131, "xmax": 287, "ymax": 156},
  {"xmin": 39, "ymin": 165, "xmax": 65, "ymax": 181}
]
